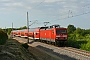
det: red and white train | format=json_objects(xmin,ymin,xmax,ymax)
[{"xmin": 11, "ymin": 24, "xmax": 68, "ymax": 46}]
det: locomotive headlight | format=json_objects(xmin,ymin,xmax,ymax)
[
  {"xmin": 65, "ymin": 37, "xmax": 67, "ymax": 39},
  {"xmin": 56, "ymin": 37, "xmax": 58, "ymax": 39}
]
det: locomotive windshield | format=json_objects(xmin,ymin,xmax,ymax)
[{"xmin": 56, "ymin": 30, "xmax": 67, "ymax": 34}]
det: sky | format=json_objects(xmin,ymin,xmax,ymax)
[{"xmin": 0, "ymin": 0, "xmax": 90, "ymax": 29}]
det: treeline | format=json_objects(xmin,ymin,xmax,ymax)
[
  {"xmin": 3, "ymin": 26, "xmax": 27, "ymax": 35},
  {"xmin": 0, "ymin": 26, "xmax": 27, "ymax": 45},
  {"xmin": 67, "ymin": 24, "xmax": 90, "ymax": 51},
  {"xmin": 0, "ymin": 26, "xmax": 26, "ymax": 45},
  {"xmin": 1, "ymin": 25, "xmax": 90, "ymax": 51}
]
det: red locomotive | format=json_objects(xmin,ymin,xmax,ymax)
[
  {"xmin": 39, "ymin": 25, "xmax": 67, "ymax": 46},
  {"xmin": 11, "ymin": 24, "xmax": 68, "ymax": 46}
]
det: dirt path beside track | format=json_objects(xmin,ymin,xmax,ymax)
[
  {"xmin": 0, "ymin": 39, "xmax": 36, "ymax": 60},
  {"xmin": 14, "ymin": 37, "xmax": 63, "ymax": 60},
  {"xmin": 28, "ymin": 44, "xmax": 63, "ymax": 60},
  {"xmin": 14, "ymin": 37, "xmax": 76, "ymax": 60}
]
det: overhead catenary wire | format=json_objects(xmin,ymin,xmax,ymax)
[
  {"xmin": 16, "ymin": 0, "xmax": 45, "ymax": 28},
  {"xmin": 28, "ymin": 1, "xmax": 90, "ymax": 27},
  {"xmin": 27, "ymin": 0, "xmax": 45, "ymax": 24},
  {"xmin": 49, "ymin": 4, "xmax": 90, "ymax": 22},
  {"xmin": 49, "ymin": 11, "xmax": 90, "ymax": 22},
  {"xmin": 29, "ymin": 0, "xmax": 45, "ymax": 11},
  {"xmin": 18, "ymin": 0, "xmax": 90, "ymax": 27}
]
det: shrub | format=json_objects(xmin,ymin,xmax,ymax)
[
  {"xmin": 0, "ymin": 29, "xmax": 8, "ymax": 45},
  {"xmin": 81, "ymin": 40, "xmax": 90, "ymax": 51},
  {"xmin": 22, "ymin": 43, "xmax": 29, "ymax": 49}
]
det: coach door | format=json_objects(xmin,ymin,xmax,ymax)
[
  {"xmin": 34, "ymin": 32, "xmax": 39, "ymax": 40},
  {"xmin": 51, "ymin": 30, "xmax": 55, "ymax": 42}
]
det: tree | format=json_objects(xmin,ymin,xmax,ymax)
[
  {"xmin": 18, "ymin": 26, "xmax": 27, "ymax": 30},
  {"xmin": 7, "ymin": 28, "xmax": 12, "ymax": 35},
  {"xmin": 67, "ymin": 24, "xmax": 76, "ymax": 34},
  {"xmin": 85, "ymin": 29, "xmax": 90, "ymax": 34},
  {"xmin": 0, "ymin": 29, "xmax": 8, "ymax": 45},
  {"xmin": 74, "ymin": 28, "xmax": 82, "ymax": 34}
]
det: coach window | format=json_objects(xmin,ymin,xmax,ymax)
[{"xmin": 36, "ymin": 33, "xmax": 37, "ymax": 35}]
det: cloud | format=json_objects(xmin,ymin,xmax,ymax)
[
  {"xmin": 27, "ymin": 0, "xmax": 43, "ymax": 3},
  {"xmin": 0, "ymin": 0, "xmax": 90, "ymax": 29},
  {"xmin": 44, "ymin": 0, "xmax": 60, "ymax": 3},
  {"xmin": 4, "ymin": 2, "xmax": 23, "ymax": 7},
  {"xmin": 0, "ymin": 0, "xmax": 90, "ymax": 17}
]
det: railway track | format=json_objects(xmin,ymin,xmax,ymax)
[
  {"xmin": 13, "ymin": 37, "xmax": 90, "ymax": 60},
  {"xmin": 37, "ymin": 42, "xmax": 90, "ymax": 60},
  {"xmin": 63, "ymin": 47, "xmax": 90, "ymax": 58}
]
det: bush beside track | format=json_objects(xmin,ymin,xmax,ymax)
[
  {"xmin": 0, "ymin": 28, "xmax": 37, "ymax": 60},
  {"xmin": 0, "ymin": 29, "xmax": 8, "ymax": 45},
  {"xmin": 67, "ymin": 25, "xmax": 90, "ymax": 51}
]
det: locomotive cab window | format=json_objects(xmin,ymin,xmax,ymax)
[{"xmin": 56, "ymin": 30, "xmax": 66, "ymax": 34}]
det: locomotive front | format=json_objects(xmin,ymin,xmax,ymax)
[
  {"xmin": 56, "ymin": 28, "xmax": 67, "ymax": 41},
  {"xmin": 51, "ymin": 24, "xmax": 68, "ymax": 46},
  {"xmin": 55, "ymin": 28, "xmax": 68, "ymax": 46}
]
